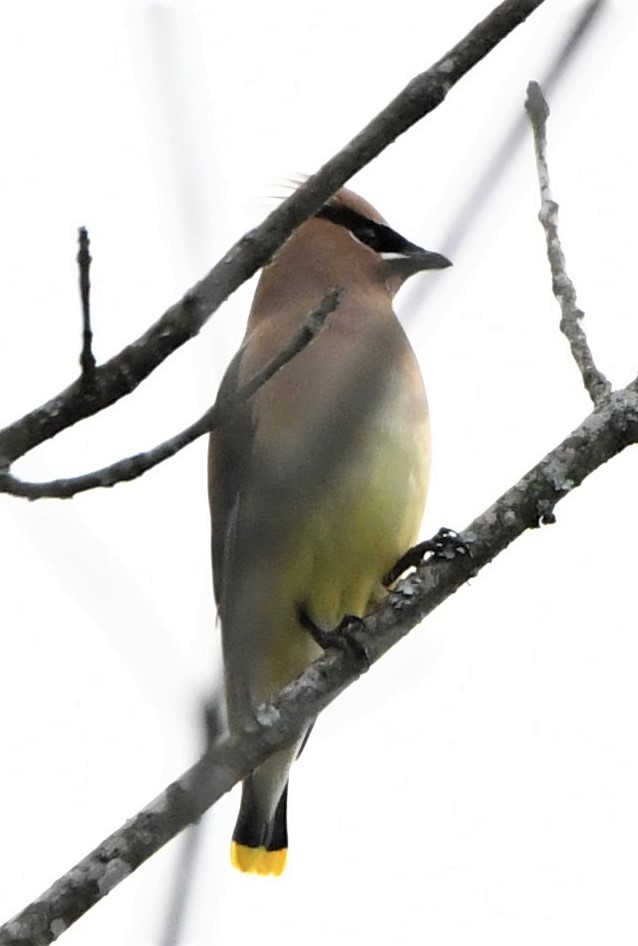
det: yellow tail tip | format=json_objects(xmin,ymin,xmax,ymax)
[{"xmin": 231, "ymin": 841, "xmax": 288, "ymax": 876}]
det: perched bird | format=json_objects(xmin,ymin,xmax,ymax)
[{"xmin": 208, "ymin": 187, "xmax": 450, "ymax": 876}]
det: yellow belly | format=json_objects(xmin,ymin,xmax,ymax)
[{"xmin": 262, "ymin": 408, "xmax": 430, "ymax": 690}]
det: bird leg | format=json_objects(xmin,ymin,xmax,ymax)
[
  {"xmin": 298, "ymin": 608, "xmax": 371, "ymax": 672},
  {"xmin": 383, "ymin": 527, "xmax": 471, "ymax": 586}
]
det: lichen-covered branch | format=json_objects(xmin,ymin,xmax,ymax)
[
  {"xmin": 525, "ymin": 80, "xmax": 612, "ymax": 405},
  {"xmin": 2, "ymin": 378, "xmax": 638, "ymax": 946},
  {"xmin": 0, "ymin": 0, "xmax": 546, "ymax": 471}
]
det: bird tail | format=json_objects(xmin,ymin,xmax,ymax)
[{"xmin": 231, "ymin": 779, "xmax": 289, "ymax": 876}]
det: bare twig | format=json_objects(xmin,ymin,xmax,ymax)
[
  {"xmin": 77, "ymin": 227, "xmax": 96, "ymax": 387},
  {"xmin": 525, "ymin": 80, "xmax": 611, "ymax": 406},
  {"xmin": 0, "ymin": 290, "xmax": 340, "ymax": 499},
  {"xmin": 0, "ymin": 0, "xmax": 547, "ymax": 470},
  {"xmin": 2, "ymin": 377, "xmax": 638, "ymax": 946}
]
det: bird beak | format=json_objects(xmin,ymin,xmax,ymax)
[
  {"xmin": 410, "ymin": 248, "xmax": 452, "ymax": 270},
  {"xmin": 382, "ymin": 240, "xmax": 452, "ymax": 289},
  {"xmin": 396, "ymin": 239, "xmax": 452, "ymax": 271}
]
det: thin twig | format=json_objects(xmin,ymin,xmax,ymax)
[
  {"xmin": 0, "ymin": 0, "xmax": 547, "ymax": 470},
  {"xmin": 2, "ymin": 377, "xmax": 638, "ymax": 946},
  {"xmin": 0, "ymin": 290, "xmax": 341, "ymax": 499},
  {"xmin": 525, "ymin": 80, "xmax": 611, "ymax": 406},
  {"xmin": 77, "ymin": 227, "xmax": 96, "ymax": 387}
]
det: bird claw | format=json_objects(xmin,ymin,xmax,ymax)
[
  {"xmin": 299, "ymin": 609, "xmax": 371, "ymax": 672},
  {"xmin": 383, "ymin": 527, "xmax": 471, "ymax": 585}
]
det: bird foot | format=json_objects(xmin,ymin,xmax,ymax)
[
  {"xmin": 298, "ymin": 609, "xmax": 371, "ymax": 672},
  {"xmin": 383, "ymin": 527, "xmax": 471, "ymax": 586}
]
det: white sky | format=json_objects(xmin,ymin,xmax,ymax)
[{"xmin": 1, "ymin": 1, "xmax": 638, "ymax": 943}]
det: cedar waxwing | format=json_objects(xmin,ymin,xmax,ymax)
[{"xmin": 208, "ymin": 187, "xmax": 451, "ymax": 876}]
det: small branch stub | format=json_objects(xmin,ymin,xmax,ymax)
[{"xmin": 77, "ymin": 226, "xmax": 96, "ymax": 388}]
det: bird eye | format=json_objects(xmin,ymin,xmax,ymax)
[
  {"xmin": 354, "ymin": 224, "xmax": 377, "ymax": 244},
  {"xmin": 347, "ymin": 229, "xmax": 374, "ymax": 251},
  {"xmin": 350, "ymin": 223, "xmax": 384, "ymax": 253}
]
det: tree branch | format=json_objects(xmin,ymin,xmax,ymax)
[
  {"xmin": 0, "ymin": 290, "xmax": 340, "ymax": 499},
  {"xmin": 2, "ymin": 378, "xmax": 638, "ymax": 946},
  {"xmin": 525, "ymin": 80, "xmax": 612, "ymax": 405},
  {"xmin": 0, "ymin": 0, "xmax": 547, "ymax": 471}
]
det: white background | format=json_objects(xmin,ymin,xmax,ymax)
[{"xmin": 1, "ymin": 1, "xmax": 637, "ymax": 943}]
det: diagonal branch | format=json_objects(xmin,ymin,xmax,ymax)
[
  {"xmin": 525, "ymin": 80, "xmax": 612, "ymax": 406},
  {"xmin": 0, "ymin": 0, "xmax": 547, "ymax": 470},
  {"xmin": 0, "ymin": 291, "xmax": 340, "ymax": 499},
  {"xmin": 2, "ymin": 379, "xmax": 638, "ymax": 946}
]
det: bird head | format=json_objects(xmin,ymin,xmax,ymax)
[{"xmin": 314, "ymin": 188, "xmax": 451, "ymax": 297}]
